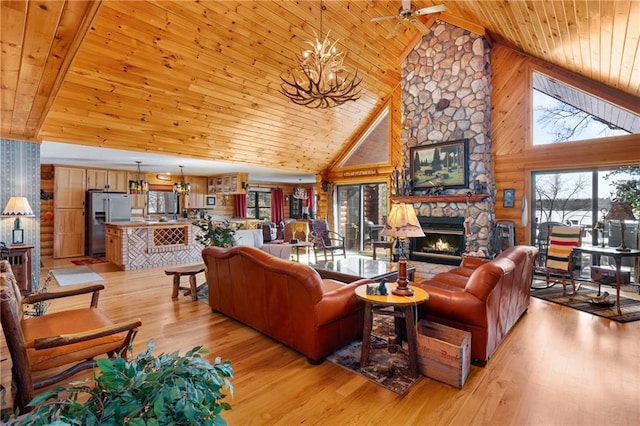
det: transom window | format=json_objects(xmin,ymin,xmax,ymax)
[{"xmin": 532, "ymin": 71, "xmax": 639, "ymax": 145}]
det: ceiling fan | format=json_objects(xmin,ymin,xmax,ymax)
[{"xmin": 371, "ymin": 1, "xmax": 446, "ymax": 39}]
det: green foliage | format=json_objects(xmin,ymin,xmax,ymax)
[
  {"xmin": 192, "ymin": 217, "xmax": 237, "ymax": 248},
  {"xmin": 18, "ymin": 342, "xmax": 233, "ymax": 426},
  {"xmin": 604, "ymin": 166, "xmax": 640, "ymax": 217}
]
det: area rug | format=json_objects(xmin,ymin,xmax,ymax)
[
  {"xmin": 326, "ymin": 315, "xmax": 419, "ymax": 395},
  {"xmin": 531, "ymin": 285, "xmax": 640, "ymax": 323},
  {"xmin": 50, "ymin": 266, "xmax": 104, "ymax": 287},
  {"xmin": 71, "ymin": 257, "xmax": 108, "ymax": 265},
  {"xmin": 197, "ymin": 284, "xmax": 418, "ymax": 394}
]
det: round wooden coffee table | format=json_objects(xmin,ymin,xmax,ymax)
[{"xmin": 355, "ymin": 282, "xmax": 429, "ymax": 378}]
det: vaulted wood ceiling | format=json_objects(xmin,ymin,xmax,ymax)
[{"xmin": 2, "ymin": 1, "xmax": 639, "ymax": 178}]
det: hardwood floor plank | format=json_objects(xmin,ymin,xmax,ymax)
[{"xmin": 2, "ymin": 258, "xmax": 639, "ymax": 424}]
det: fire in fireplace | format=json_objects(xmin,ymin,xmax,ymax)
[{"xmin": 410, "ymin": 217, "xmax": 465, "ymax": 265}]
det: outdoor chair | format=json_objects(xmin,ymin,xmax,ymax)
[
  {"xmin": 533, "ymin": 226, "xmax": 582, "ymax": 295},
  {"xmin": 310, "ymin": 219, "xmax": 346, "ymax": 263},
  {"xmin": 0, "ymin": 260, "xmax": 141, "ymax": 413}
]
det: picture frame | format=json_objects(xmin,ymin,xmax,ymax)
[
  {"xmin": 503, "ymin": 189, "xmax": 515, "ymax": 208},
  {"xmin": 12, "ymin": 229, "xmax": 24, "ymax": 244},
  {"xmin": 206, "ymin": 196, "xmax": 216, "ymax": 206},
  {"xmin": 410, "ymin": 139, "xmax": 469, "ymax": 190}
]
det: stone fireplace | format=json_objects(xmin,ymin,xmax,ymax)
[{"xmin": 401, "ymin": 21, "xmax": 495, "ymax": 259}]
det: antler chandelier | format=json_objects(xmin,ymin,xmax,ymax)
[
  {"xmin": 293, "ymin": 180, "xmax": 308, "ymax": 200},
  {"xmin": 281, "ymin": 0, "xmax": 361, "ymax": 109}
]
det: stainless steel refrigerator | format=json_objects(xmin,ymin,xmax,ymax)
[{"xmin": 86, "ymin": 191, "xmax": 131, "ymax": 257}]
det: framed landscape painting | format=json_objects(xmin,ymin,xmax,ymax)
[{"xmin": 410, "ymin": 139, "xmax": 469, "ymax": 190}]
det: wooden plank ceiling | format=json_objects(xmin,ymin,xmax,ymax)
[{"xmin": 2, "ymin": 0, "xmax": 639, "ymax": 176}]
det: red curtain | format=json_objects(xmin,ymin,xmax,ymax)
[
  {"xmin": 234, "ymin": 193, "xmax": 247, "ymax": 218},
  {"xmin": 271, "ymin": 188, "xmax": 284, "ymax": 223},
  {"xmin": 306, "ymin": 188, "xmax": 315, "ymax": 217}
]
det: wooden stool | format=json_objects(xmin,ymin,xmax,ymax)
[
  {"xmin": 372, "ymin": 240, "xmax": 394, "ymax": 260},
  {"xmin": 164, "ymin": 264, "xmax": 206, "ymax": 301}
]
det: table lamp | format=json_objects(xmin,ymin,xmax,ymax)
[
  {"xmin": 605, "ymin": 201, "xmax": 636, "ymax": 252},
  {"xmin": 380, "ymin": 203, "xmax": 425, "ymax": 296},
  {"xmin": 2, "ymin": 196, "xmax": 35, "ymax": 243}
]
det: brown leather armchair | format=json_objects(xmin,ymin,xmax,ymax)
[
  {"xmin": 414, "ymin": 246, "xmax": 538, "ymax": 365},
  {"xmin": 0, "ymin": 260, "xmax": 141, "ymax": 413}
]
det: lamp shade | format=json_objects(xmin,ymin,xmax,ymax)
[
  {"xmin": 605, "ymin": 202, "xmax": 635, "ymax": 221},
  {"xmin": 2, "ymin": 197, "xmax": 34, "ymax": 216},
  {"xmin": 380, "ymin": 203, "xmax": 425, "ymax": 238}
]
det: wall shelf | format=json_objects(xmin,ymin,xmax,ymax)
[{"xmin": 391, "ymin": 194, "xmax": 488, "ymax": 203}]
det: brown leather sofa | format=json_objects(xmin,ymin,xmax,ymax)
[
  {"xmin": 202, "ymin": 245, "xmax": 374, "ymax": 363},
  {"xmin": 414, "ymin": 245, "xmax": 539, "ymax": 366}
]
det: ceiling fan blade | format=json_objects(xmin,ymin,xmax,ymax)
[
  {"xmin": 386, "ymin": 21, "xmax": 404, "ymax": 39},
  {"xmin": 413, "ymin": 4, "xmax": 446, "ymax": 16},
  {"xmin": 411, "ymin": 18, "xmax": 431, "ymax": 35},
  {"xmin": 371, "ymin": 15, "xmax": 400, "ymax": 22}
]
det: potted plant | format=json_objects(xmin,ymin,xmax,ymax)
[
  {"xmin": 192, "ymin": 217, "xmax": 238, "ymax": 248},
  {"xmin": 10, "ymin": 342, "xmax": 233, "ymax": 425}
]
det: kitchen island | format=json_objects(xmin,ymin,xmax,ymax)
[{"xmin": 104, "ymin": 220, "xmax": 204, "ymax": 270}]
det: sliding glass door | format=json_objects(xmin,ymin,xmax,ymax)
[
  {"xmin": 531, "ymin": 167, "xmax": 638, "ymax": 270},
  {"xmin": 336, "ymin": 183, "xmax": 388, "ymax": 252}
]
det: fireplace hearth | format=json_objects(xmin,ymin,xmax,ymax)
[{"xmin": 410, "ymin": 217, "xmax": 465, "ymax": 265}]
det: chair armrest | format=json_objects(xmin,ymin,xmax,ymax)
[
  {"xmin": 327, "ymin": 230, "xmax": 344, "ymax": 240},
  {"xmin": 315, "ymin": 278, "xmax": 375, "ymax": 326},
  {"xmin": 23, "ymin": 284, "xmax": 105, "ymax": 307},
  {"xmin": 29, "ymin": 318, "xmax": 142, "ymax": 350}
]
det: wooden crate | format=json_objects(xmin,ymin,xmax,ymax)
[{"xmin": 416, "ymin": 320, "xmax": 471, "ymax": 389}]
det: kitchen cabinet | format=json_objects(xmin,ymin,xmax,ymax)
[
  {"xmin": 54, "ymin": 166, "xmax": 86, "ymax": 208},
  {"xmin": 107, "ymin": 170, "xmax": 128, "ymax": 192},
  {"xmin": 207, "ymin": 173, "xmax": 248, "ymax": 194},
  {"xmin": 54, "ymin": 166, "xmax": 87, "ymax": 258},
  {"xmin": 53, "ymin": 209, "xmax": 85, "ymax": 258},
  {"xmin": 86, "ymin": 168, "xmax": 108, "ymax": 190},
  {"xmin": 185, "ymin": 176, "xmax": 208, "ymax": 209},
  {"xmin": 87, "ymin": 169, "xmax": 128, "ymax": 192},
  {"xmin": 105, "ymin": 227, "xmax": 122, "ymax": 267}
]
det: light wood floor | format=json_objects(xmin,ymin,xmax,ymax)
[{"xmin": 2, "ymin": 257, "xmax": 640, "ymax": 425}]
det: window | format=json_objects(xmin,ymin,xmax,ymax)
[
  {"xmin": 247, "ymin": 190, "xmax": 271, "ymax": 219},
  {"xmin": 340, "ymin": 106, "xmax": 390, "ymax": 167},
  {"xmin": 147, "ymin": 190, "xmax": 178, "ymax": 215},
  {"xmin": 532, "ymin": 71, "xmax": 638, "ymax": 145}
]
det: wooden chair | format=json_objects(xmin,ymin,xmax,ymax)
[
  {"xmin": 284, "ymin": 220, "xmax": 310, "ymax": 242},
  {"xmin": 533, "ymin": 226, "xmax": 582, "ymax": 295},
  {"xmin": 0, "ymin": 260, "xmax": 141, "ymax": 413},
  {"xmin": 535, "ymin": 221, "xmax": 564, "ymax": 267},
  {"xmin": 309, "ymin": 219, "xmax": 346, "ymax": 263}
]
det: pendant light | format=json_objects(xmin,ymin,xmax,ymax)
[
  {"xmin": 128, "ymin": 161, "xmax": 149, "ymax": 194},
  {"xmin": 173, "ymin": 165, "xmax": 191, "ymax": 195}
]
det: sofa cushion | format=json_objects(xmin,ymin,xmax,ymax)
[{"xmin": 233, "ymin": 229, "xmax": 264, "ymax": 249}]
